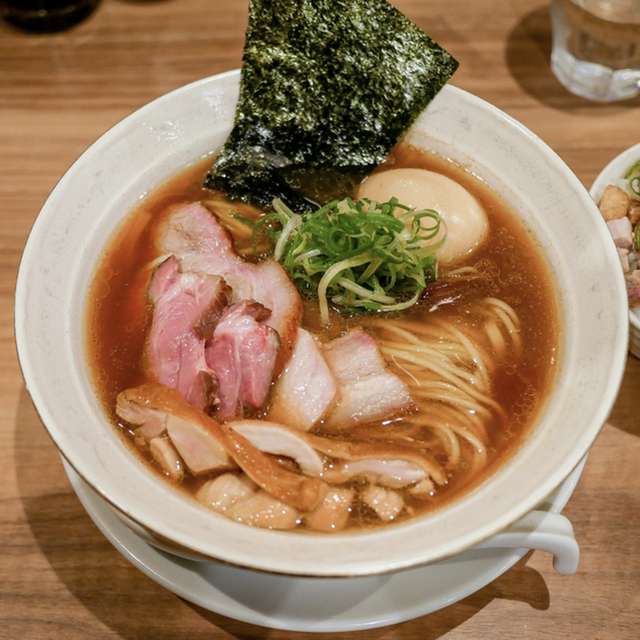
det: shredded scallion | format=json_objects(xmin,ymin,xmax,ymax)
[
  {"xmin": 624, "ymin": 159, "xmax": 640, "ymax": 198},
  {"xmin": 252, "ymin": 197, "xmax": 445, "ymax": 323}
]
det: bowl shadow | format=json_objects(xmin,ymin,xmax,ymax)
[
  {"xmin": 186, "ymin": 554, "xmax": 549, "ymax": 639},
  {"xmin": 15, "ymin": 386, "xmax": 550, "ymax": 638},
  {"xmin": 505, "ymin": 6, "xmax": 640, "ymax": 112}
]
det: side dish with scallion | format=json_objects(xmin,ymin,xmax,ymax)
[{"xmin": 597, "ymin": 158, "xmax": 640, "ymax": 308}]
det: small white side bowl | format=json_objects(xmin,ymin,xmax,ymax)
[
  {"xmin": 15, "ymin": 70, "xmax": 629, "ymax": 577},
  {"xmin": 590, "ymin": 141, "xmax": 640, "ymax": 359}
]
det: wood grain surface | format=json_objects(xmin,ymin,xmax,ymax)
[{"xmin": 1, "ymin": 1, "xmax": 639, "ymax": 638}]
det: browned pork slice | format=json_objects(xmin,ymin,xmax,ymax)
[
  {"xmin": 146, "ymin": 256, "xmax": 230, "ymax": 411},
  {"xmin": 409, "ymin": 478, "xmax": 436, "ymax": 496},
  {"xmin": 322, "ymin": 330, "xmax": 413, "ymax": 428},
  {"xmin": 156, "ymin": 202, "xmax": 303, "ymax": 372},
  {"xmin": 225, "ymin": 492, "xmax": 300, "ymax": 529},
  {"xmin": 205, "ymin": 300, "xmax": 280, "ymax": 420},
  {"xmin": 322, "ymin": 458, "xmax": 430, "ymax": 489},
  {"xmin": 165, "ymin": 414, "xmax": 231, "ymax": 474},
  {"xmin": 268, "ymin": 328, "xmax": 338, "ymax": 431},
  {"xmin": 304, "ymin": 487, "xmax": 354, "ymax": 533},
  {"xmin": 148, "ymin": 436, "xmax": 184, "ymax": 481},
  {"xmin": 116, "ymin": 393, "xmax": 167, "ymax": 441},
  {"xmin": 117, "ymin": 383, "xmax": 327, "ymax": 512},
  {"xmin": 361, "ymin": 485, "xmax": 404, "ymax": 522},
  {"xmin": 304, "ymin": 431, "xmax": 447, "ymax": 487},
  {"xmin": 197, "ymin": 472, "xmax": 255, "ymax": 511},
  {"xmin": 228, "ymin": 420, "xmax": 324, "ymax": 476},
  {"xmin": 196, "ymin": 473, "xmax": 299, "ymax": 530},
  {"xmin": 599, "ymin": 184, "xmax": 630, "ymax": 221},
  {"xmin": 115, "ymin": 383, "xmax": 234, "ymax": 475},
  {"xmin": 219, "ymin": 422, "xmax": 329, "ymax": 511}
]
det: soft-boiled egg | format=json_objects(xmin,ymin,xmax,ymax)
[{"xmin": 358, "ymin": 168, "xmax": 489, "ymax": 266}]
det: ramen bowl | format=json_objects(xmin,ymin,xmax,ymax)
[
  {"xmin": 590, "ymin": 141, "xmax": 640, "ymax": 359},
  {"xmin": 15, "ymin": 70, "xmax": 628, "ymax": 578}
]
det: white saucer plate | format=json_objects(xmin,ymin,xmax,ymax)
[{"xmin": 63, "ymin": 456, "xmax": 586, "ymax": 632}]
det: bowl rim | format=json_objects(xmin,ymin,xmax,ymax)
[{"xmin": 15, "ymin": 70, "xmax": 630, "ymax": 576}]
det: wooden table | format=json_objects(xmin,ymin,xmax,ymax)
[{"xmin": 1, "ymin": 0, "xmax": 639, "ymax": 637}]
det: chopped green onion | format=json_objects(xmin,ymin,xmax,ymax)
[
  {"xmin": 624, "ymin": 159, "xmax": 640, "ymax": 198},
  {"xmin": 252, "ymin": 197, "xmax": 445, "ymax": 323},
  {"xmin": 228, "ymin": 213, "xmax": 256, "ymax": 227}
]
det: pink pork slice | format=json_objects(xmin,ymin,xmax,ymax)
[
  {"xmin": 145, "ymin": 256, "xmax": 229, "ymax": 411},
  {"xmin": 322, "ymin": 330, "xmax": 413, "ymax": 428},
  {"xmin": 626, "ymin": 270, "xmax": 640, "ymax": 307},
  {"xmin": 607, "ymin": 217, "xmax": 634, "ymax": 250},
  {"xmin": 205, "ymin": 300, "xmax": 280, "ymax": 420},
  {"xmin": 156, "ymin": 202, "xmax": 303, "ymax": 373}
]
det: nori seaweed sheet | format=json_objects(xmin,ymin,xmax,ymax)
[{"xmin": 205, "ymin": 0, "xmax": 459, "ymax": 212}]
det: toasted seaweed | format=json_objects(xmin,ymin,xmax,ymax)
[{"xmin": 205, "ymin": 0, "xmax": 459, "ymax": 212}]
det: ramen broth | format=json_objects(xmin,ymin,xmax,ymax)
[{"xmin": 86, "ymin": 146, "xmax": 559, "ymax": 531}]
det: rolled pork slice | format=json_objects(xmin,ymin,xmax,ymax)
[
  {"xmin": 268, "ymin": 328, "xmax": 338, "ymax": 431},
  {"xmin": 322, "ymin": 330, "xmax": 414, "ymax": 428}
]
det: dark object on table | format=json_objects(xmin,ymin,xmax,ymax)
[{"xmin": 1, "ymin": 0, "xmax": 101, "ymax": 33}]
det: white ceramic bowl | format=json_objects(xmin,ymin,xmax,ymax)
[
  {"xmin": 15, "ymin": 70, "xmax": 628, "ymax": 577},
  {"xmin": 590, "ymin": 141, "xmax": 640, "ymax": 359}
]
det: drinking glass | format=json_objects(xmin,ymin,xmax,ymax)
[{"xmin": 550, "ymin": 0, "xmax": 640, "ymax": 102}]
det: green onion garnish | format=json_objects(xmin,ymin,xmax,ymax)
[
  {"xmin": 252, "ymin": 197, "xmax": 445, "ymax": 324},
  {"xmin": 624, "ymin": 159, "xmax": 640, "ymax": 198}
]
